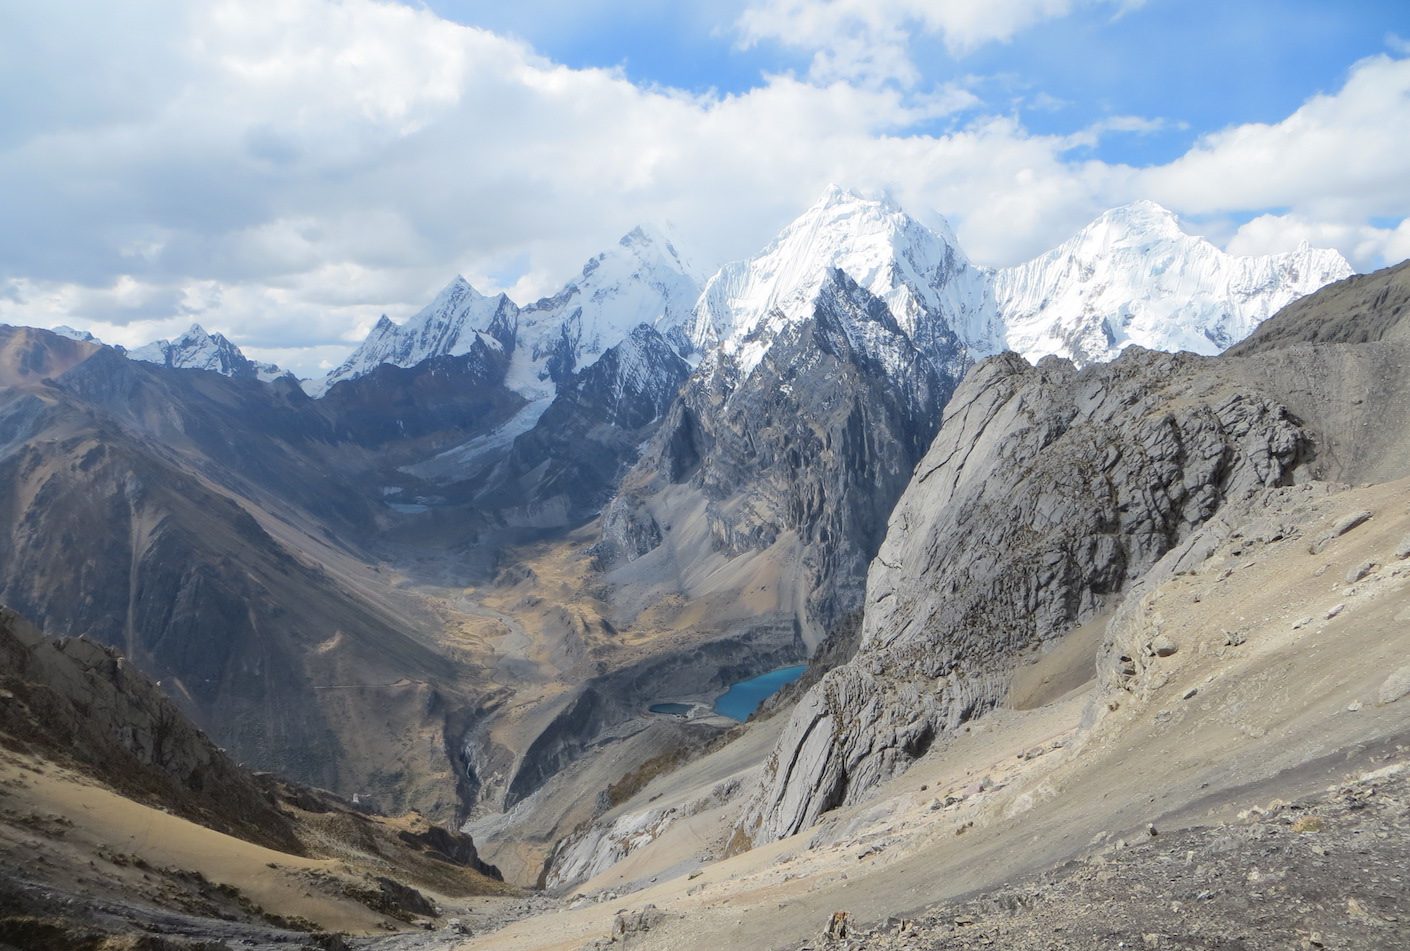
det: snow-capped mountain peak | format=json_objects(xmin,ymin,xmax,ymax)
[
  {"xmin": 127, "ymin": 323, "xmax": 288, "ymax": 381},
  {"xmin": 312, "ymin": 227, "xmax": 702, "ymax": 402},
  {"xmin": 313, "ymin": 276, "xmax": 517, "ymax": 396},
  {"xmin": 1086, "ymin": 199, "xmax": 1184, "ymax": 239},
  {"xmin": 505, "ymin": 224, "xmax": 703, "ymax": 399},
  {"xmin": 688, "ymin": 185, "xmax": 999, "ymax": 378},
  {"xmin": 51, "ymin": 325, "xmax": 100, "ymax": 344},
  {"xmin": 993, "ymin": 203, "xmax": 1355, "ymax": 365},
  {"xmin": 395, "ymin": 275, "xmax": 514, "ymax": 357}
]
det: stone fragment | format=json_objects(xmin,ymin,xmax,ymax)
[
  {"xmin": 1152, "ymin": 635, "xmax": 1179, "ymax": 657},
  {"xmin": 612, "ymin": 904, "xmax": 665, "ymax": 939},
  {"xmin": 1378, "ymin": 665, "xmax": 1410, "ymax": 705},
  {"xmin": 1346, "ymin": 561, "xmax": 1376, "ymax": 583},
  {"xmin": 1309, "ymin": 511, "xmax": 1373, "ymax": 554},
  {"xmin": 1332, "ymin": 511, "xmax": 1374, "ymax": 536}
]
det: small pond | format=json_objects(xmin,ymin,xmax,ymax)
[
  {"xmin": 648, "ymin": 702, "xmax": 693, "ymax": 716},
  {"xmin": 713, "ymin": 664, "xmax": 807, "ymax": 721}
]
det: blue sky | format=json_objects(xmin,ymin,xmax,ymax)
[
  {"xmin": 429, "ymin": 0, "xmax": 1407, "ymax": 166},
  {"xmin": 1, "ymin": 0, "xmax": 1408, "ymax": 377}
]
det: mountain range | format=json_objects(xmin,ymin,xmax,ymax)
[
  {"xmin": 89, "ymin": 189, "xmax": 1352, "ymax": 557},
  {"xmin": 0, "ymin": 187, "xmax": 1357, "ymax": 820},
  {"xmin": 100, "ymin": 189, "xmax": 1351, "ymax": 402},
  {"xmin": 313, "ymin": 190, "xmax": 1349, "ymax": 396},
  {"xmin": 5, "ymin": 187, "xmax": 1406, "ymax": 949}
]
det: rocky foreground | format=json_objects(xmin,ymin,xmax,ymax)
[{"xmin": 802, "ymin": 758, "xmax": 1410, "ymax": 951}]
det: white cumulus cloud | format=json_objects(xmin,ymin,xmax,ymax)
[
  {"xmin": 0, "ymin": 0, "xmax": 1405, "ymax": 378},
  {"xmin": 736, "ymin": 0, "xmax": 1145, "ymax": 84}
]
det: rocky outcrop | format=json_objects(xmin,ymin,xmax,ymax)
[
  {"xmin": 474, "ymin": 324, "xmax": 690, "ymax": 525},
  {"xmin": 395, "ymin": 822, "xmax": 504, "ymax": 880},
  {"xmin": 0, "ymin": 604, "xmax": 301, "ymax": 852},
  {"xmin": 600, "ymin": 269, "xmax": 951, "ymax": 641},
  {"xmin": 739, "ymin": 347, "xmax": 1314, "ymax": 842},
  {"xmin": 545, "ymin": 772, "xmax": 746, "ymax": 889}
]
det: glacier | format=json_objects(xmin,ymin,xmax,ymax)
[
  {"xmin": 688, "ymin": 188, "xmax": 1353, "ymax": 385},
  {"xmin": 993, "ymin": 199, "xmax": 1355, "ymax": 365}
]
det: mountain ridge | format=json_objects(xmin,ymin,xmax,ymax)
[
  {"xmin": 33, "ymin": 191, "xmax": 1356, "ymax": 404},
  {"xmin": 127, "ymin": 322, "xmax": 295, "ymax": 383},
  {"xmin": 994, "ymin": 199, "xmax": 1354, "ymax": 365}
]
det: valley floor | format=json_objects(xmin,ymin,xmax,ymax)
[
  {"xmin": 355, "ymin": 476, "xmax": 1410, "ymax": 951},
  {"xmin": 4, "ymin": 480, "xmax": 1408, "ymax": 951}
]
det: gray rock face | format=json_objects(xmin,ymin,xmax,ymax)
[
  {"xmin": 740, "ymin": 348, "xmax": 1312, "ymax": 842},
  {"xmin": 1095, "ymin": 481, "xmax": 1339, "ymax": 701},
  {"xmin": 476, "ymin": 324, "xmax": 690, "ymax": 525},
  {"xmin": 0, "ymin": 604, "xmax": 302, "ymax": 852},
  {"xmin": 1380, "ymin": 666, "xmax": 1410, "ymax": 706},
  {"xmin": 600, "ymin": 269, "xmax": 953, "ymax": 640},
  {"xmin": 0, "ymin": 326, "xmax": 471, "ymax": 819}
]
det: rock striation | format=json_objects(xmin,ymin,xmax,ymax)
[
  {"xmin": 600, "ymin": 269, "xmax": 951, "ymax": 641},
  {"xmin": 739, "ymin": 346, "xmax": 1314, "ymax": 841}
]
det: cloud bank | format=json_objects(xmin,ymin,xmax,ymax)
[{"xmin": 0, "ymin": 0, "xmax": 1406, "ymax": 377}]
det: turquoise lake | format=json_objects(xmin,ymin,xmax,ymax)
[{"xmin": 713, "ymin": 664, "xmax": 807, "ymax": 721}]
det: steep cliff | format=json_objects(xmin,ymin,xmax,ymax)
[
  {"xmin": 601, "ymin": 269, "xmax": 950, "ymax": 642},
  {"xmin": 741, "ymin": 262, "xmax": 1410, "ymax": 844},
  {"xmin": 740, "ymin": 348, "xmax": 1314, "ymax": 840}
]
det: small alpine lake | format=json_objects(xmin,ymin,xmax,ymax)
[{"xmin": 713, "ymin": 664, "xmax": 807, "ymax": 721}]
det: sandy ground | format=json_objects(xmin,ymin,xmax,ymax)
[
  {"xmin": 0, "ymin": 750, "xmax": 518, "ymax": 945},
  {"xmin": 391, "ymin": 477, "xmax": 1410, "ymax": 951},
  {"xmin": 802, "ymin": 757, "xmax": 1410, "ymax": 949},
  {"xmin": 0, "ymin": 753, "xmax": 390, "ymax": 934}
]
